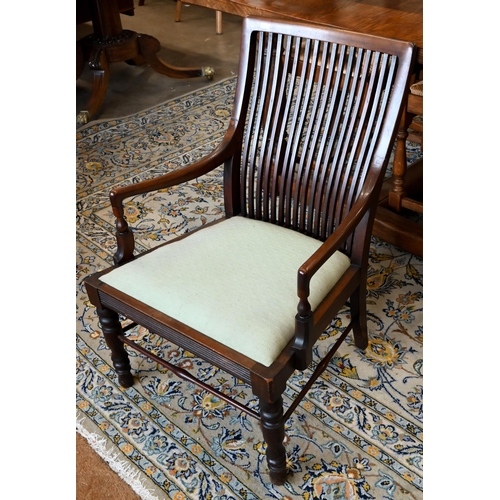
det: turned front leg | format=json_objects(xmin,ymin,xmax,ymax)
[
  {"xmin": 259, "ymin": 397, "xmax": 287, "ymax": 486},
  {"xmin": 97, "ymin": 307, "xmax": 134, "ymax": 387}
]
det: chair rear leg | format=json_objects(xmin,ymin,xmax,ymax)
[
  {"xmin": 96, "ymin": 307, "xmax": 135, "ymax": 387},
  {"xmin": 259, "ymin": 396, "xmax": 287, "ymax": 486},
  {"xmin": 350, "ymin": 285, "xmax": 369, "ymax": 350}
]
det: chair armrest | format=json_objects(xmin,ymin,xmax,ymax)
[
  {"xmin": 110, "ymin": 135, "xmax": 235, "ymax": 210},
  {"xmin": 110, "ymin": 129, "xmax": 237, "ymax": 264},
  {"xmin": 296, "ymin": 189, "xmax": 375, "ymax": 317}
]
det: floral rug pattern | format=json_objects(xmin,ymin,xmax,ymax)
[{"xmin": 76, "ymin": 77, "xmax": 423, "ymax": 500}]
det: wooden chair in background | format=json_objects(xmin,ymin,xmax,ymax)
[
  {"xmin": 175, "ymin": 0, "xmax": 223, "ymax": 34},
  {"xmin": 139, "ymin": 0, "xmax": 223, "ymax": 34},
  {"xmin": 84, "ymin": 17, "xmax": 416, "ymax": 485}
]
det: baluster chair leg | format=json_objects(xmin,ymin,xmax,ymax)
[
  {"xmin": 96, "ymin": 307, "xmax": 135, "ymax": 387},
  {"xmin": 259, "ymin": 396, "xmax": 287, "ymax": 485}
]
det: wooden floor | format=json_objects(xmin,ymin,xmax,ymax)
[{"xmin": 76, "ymin": 433, "xmax": 140, "ymax": 500}]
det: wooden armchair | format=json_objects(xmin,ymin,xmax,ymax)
[{"xmin": 84, "ymin": 17, "xmax": 416, "ymax": 485}]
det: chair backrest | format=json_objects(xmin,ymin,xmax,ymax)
[{"xmin": 226, "ymin": 17, "xmax": 416, "ymax": 256}]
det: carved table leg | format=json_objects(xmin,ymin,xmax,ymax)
[
  {"xmin": 259, "ymin": 396, "xmax": 287, "ymax": 486},
  {"xmin": 96, "ymin": 307, "xmax": 135, "ymax": 388},
  {"xmin": 388, "ymin": 108, "xmax": 413, "ymax": 212},
  {"xmin": 137, "ymin": 34, "xmax": 215, "ymax": 80},
  {"xmin": 76, "ymin": 40, "xmax": 85, "ymax": 80},
  {"xmin": 77, "ymin": 0, "xmax": 215, "ymax": 123},
  {"xmin": 77, "ymin": 47, "xmax": 110, "ymax": 125},
  {"xmin": 77, "ymin": 32, "xmax": 215, "ymax": 123}
]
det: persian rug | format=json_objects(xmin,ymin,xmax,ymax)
[{"xmin": 76, "ymin": 77, "xmax": 423, "ymax": 500}]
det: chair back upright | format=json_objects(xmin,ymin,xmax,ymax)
[{"xmin": 225, "ymin": 18, "xmax": 416, "ymax": 260}]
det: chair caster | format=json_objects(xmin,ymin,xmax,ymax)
[
  {"xmin": 202, "ymin": 66, "xmax": 216, "ymax": 80},
  {"xmin": 77, "ymin": 110, "xmax": 90, "ymax": 124}
]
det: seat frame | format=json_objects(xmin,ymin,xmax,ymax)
[{"xmin": 85, "ymin": 17, "xmax": 416, "ymax": 486}]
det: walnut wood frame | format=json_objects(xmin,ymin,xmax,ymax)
[{"xmin": 85, "ymin": 17, "xmax": 416, "ymax": 485}]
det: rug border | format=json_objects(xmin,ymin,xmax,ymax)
[{"xmin": 76, "ymin": 76, "xmax": 238, "ymax": 133}]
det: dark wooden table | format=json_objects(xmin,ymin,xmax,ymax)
[
  {"xmin": 184, "ymin": 0, "xmax": 424, "ymax": 255},
  {"xmin": 76, "ymin": 0, "xmax": 215, "ymax": 124}
]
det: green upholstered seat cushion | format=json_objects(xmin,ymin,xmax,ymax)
[{"xmin": 101, "ymin": 216, "xmax": 351, "ymax": 367}]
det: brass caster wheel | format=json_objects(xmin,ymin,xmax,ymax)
[
  {"xmin": 77, "ymin": 111, "xmax": 90, "ymax": 125},
  {"xmin": 202, "ymin": 66, "xmax": 216, "ymax": 81}
]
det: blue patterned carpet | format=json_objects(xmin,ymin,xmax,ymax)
[{"xmin": 76, "ymin": 77, "xmax": 423, "ymax": 500}]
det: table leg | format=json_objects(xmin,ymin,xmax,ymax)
[
  {"xmin": 77, "ymin": 47, "xmax": 110, "ymax": 125},
  {"xmin": 77, "ymin": 0, "xmax": 215, "ymax": 123},
  {"xmin": 137, "ymin": 34, "xmax": 215, "ymax": 80},
  {"xmin": 388, "ymin": 108, "xmax": 413, "ymax": 212},
  {"xmin": 76, "ymin": 40, "xmax": 85, "ymax": 80}
]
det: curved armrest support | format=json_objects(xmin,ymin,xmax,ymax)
[
  {"xmin": 110, "ymin": 127, "xmax": 238, "ymax": 264},
  {"xmin": 296, "ymin": 189, "xmax": 375, "ymax": 316},
  {"xmin": 293, "ymin": 188, "xmax": 376, "ymax": 369}
]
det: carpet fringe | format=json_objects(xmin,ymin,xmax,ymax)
[{"xmin": 76, "ymin": 415, "xmax": 161, "ymax": 500}]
